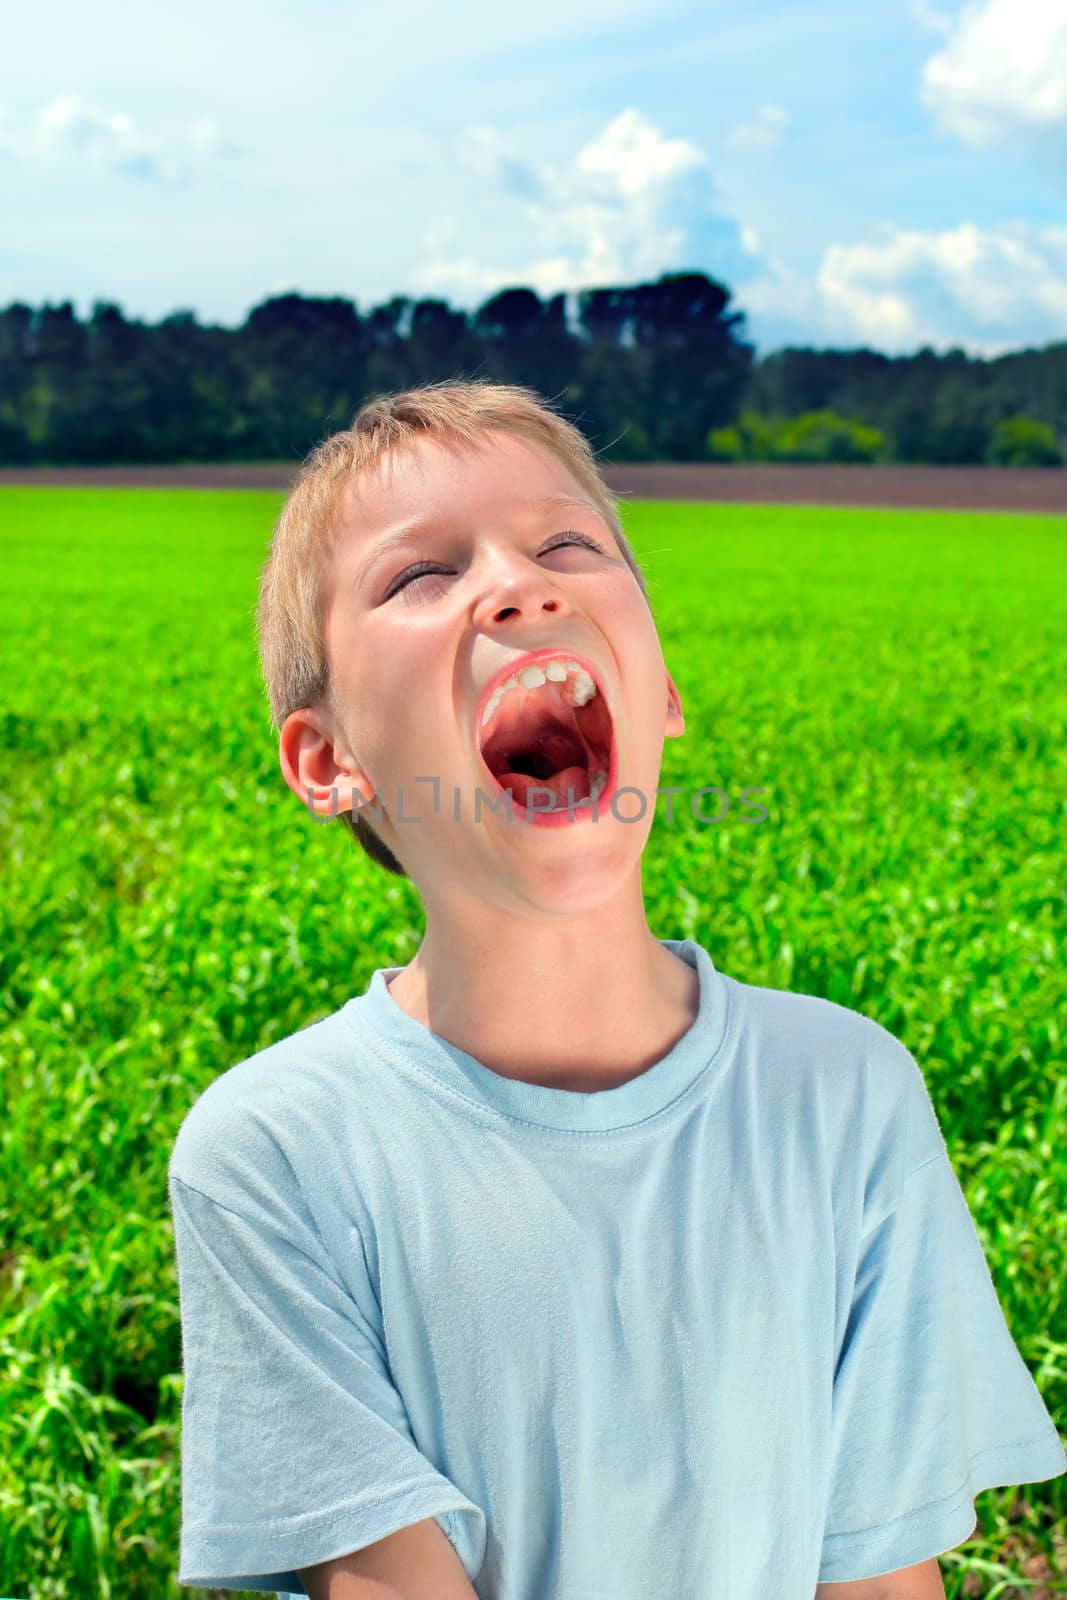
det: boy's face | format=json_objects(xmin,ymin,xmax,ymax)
[{"xmin": 282, "ymin": 428, "xmax": 684, "ymax": 913}]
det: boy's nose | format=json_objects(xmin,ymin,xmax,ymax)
[{"xmin": 470, "ymin": 571, "xmax": 567, "ymax": 631}]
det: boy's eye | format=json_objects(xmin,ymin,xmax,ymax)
[
  {"xmin": 383, "ymin": 530, "xmax": 603, "ymax": 600},
  {"xmin": 384, "ymin": 561, "xmax": 447, "ymax": 599}
]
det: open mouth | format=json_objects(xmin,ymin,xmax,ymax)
[{"xmin": 477, "ymin": 659, "xmax": 615, "ymax": 817}]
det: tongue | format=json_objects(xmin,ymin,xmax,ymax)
[
  {"xmin": 499, "ymin": 765, "xmax": 591, "ymax": 808},
  {"xmin": 495, "ymin": 727, "xmax": 592, "ymax": 809}
]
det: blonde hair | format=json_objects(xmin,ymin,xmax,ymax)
[{"xmin": 255, "ymin": 377, "xmax": 651, "ymax": 879}]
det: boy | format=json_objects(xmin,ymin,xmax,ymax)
[{"xmin": 168, "ymin": 379, "xmax": 1065, "ymax": 1599}]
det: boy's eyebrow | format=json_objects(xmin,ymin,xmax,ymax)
[{"xmin": 351, "ymin": 493, "xmax": 600, "ymax": 594}]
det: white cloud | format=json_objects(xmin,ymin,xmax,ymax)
[
  {"xmin": 574, "ymin": 109, "xmax": 709, "ymax": 196},
  {"xmin": 732, "ymin": 220, "xmax": 1067, "ymax": 354},
  {"xmin": 414, "ymin": 109, "xmax": 758, "ymax": 311},
  {"xmin": 732, "ymin": 253, "xmax": 820, "ymax": 336},
  {"xmin": 0, "ymin": 94, "xmax": 229, "ymax": 182},
  {"xmin": 920, "ymin": 0, "xmax": 1067, "ymax": 149},
  {"xmin": 815, "ymin": 220, "xmax": 1067, "ymax": 352},
  {"xmin": 723, "ymin": 104, "xmax": 790, "ymax": 152}
]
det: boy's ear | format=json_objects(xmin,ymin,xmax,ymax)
[
  {"xmin": 278, "ymin": 708, "xmax": 375, "ymax": 819},
  {"xmin": 665, "ymin": 671, "xmax": 685, "ymax": 739}
]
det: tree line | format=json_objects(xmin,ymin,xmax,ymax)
[{"xmin": 0, "ymin": 271, "xmax": 1064, "ymax": 467}]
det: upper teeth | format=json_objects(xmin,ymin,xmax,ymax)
[{"xmin": 480, "ymin": 657, "xmax": 598, "ymax": 731}]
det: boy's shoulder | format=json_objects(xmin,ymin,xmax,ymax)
[
  {"xmin": 728, "ymin": 967, "xmax": 917, "ymax": 1078},
  {"xmin": 725, "ymin": 971, "xmax": 944, "ymax": 1177},
  {"xmin": 167, "ymin": 1001, "xmax": 356, "ymax": 1204}
]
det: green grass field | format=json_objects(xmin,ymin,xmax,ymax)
[{"xmin": 1, "ymin": 486, "xmax": 1065, "ymax": 1600}]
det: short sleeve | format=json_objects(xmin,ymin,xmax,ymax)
[
  {"xmin": 818, "ymin": 1057, "xmax": 1066, "ymax": 1582},
  {"xmin": 168, "ymin": 1169, "xmax": 485, "ymax": 1594}
]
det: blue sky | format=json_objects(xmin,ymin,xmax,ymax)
[{"xmin": 2, "ymin": 0, "xmax": 1065, "ymax": 357}]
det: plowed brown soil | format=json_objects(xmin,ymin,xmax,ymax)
[{"xmin": 1, "ymin": 461, "xmax": 1065, "ymax": 510}]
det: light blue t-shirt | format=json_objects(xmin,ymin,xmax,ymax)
[{"xmin": 167, "ymin": 938, "xmax": 1065, "ymax": 1599}]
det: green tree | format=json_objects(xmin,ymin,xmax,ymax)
[
  {"xmin": 986, "ymin": 414, "xmax": 1064, "ymax": 467},
  {"xmin": 602, "ymin": 418, "xmax": 654, "ymax": 460},
  {"xmin": 775, "ymin": 408, "xmax": 887, "ymax": 463},
  {"xmin": 707, "ymin": 408, "xmax": 885, "ymax": 463},
  {"xmin": 472, "ymin": 288, "xmax": 582, "ymax": 403},
  {"xmin": 707, "ymin": 408, "xmax": 780, "ymax": 460},
  {"xmin": 3, "ymin": 291, "xmax": 1067, "ymax": 467},
  {"xmin": 626, "ymin": 272, "xmax": 754, "ymax": 459}
]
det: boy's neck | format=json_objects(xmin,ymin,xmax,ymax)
[{"xmin": 383, "ymin": 890, "xmax": 701, "ymax": 1093}]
